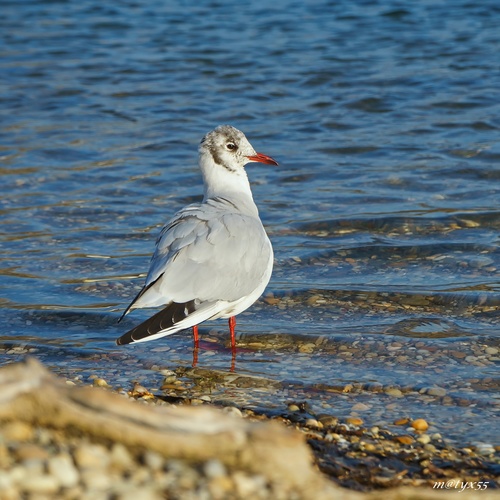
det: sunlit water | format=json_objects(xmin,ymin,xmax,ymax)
[{"xmin": 1, "ymin": 0, "xmax": 499, "ymax": 445}]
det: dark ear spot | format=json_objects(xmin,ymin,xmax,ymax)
[{"xmin": 210, "ymin": 148, "xmax": 237, "ymax": 173}]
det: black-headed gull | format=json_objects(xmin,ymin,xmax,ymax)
[{"xmin": 116, "ymin": 125, "xmax": 278, "ymax": 348}]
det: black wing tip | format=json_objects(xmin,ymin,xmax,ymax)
[
  {"xmin": 115, "ymin": 336, "xmax": 128, "ymax": 346},
  {"xmin": 115, "ymin": 300, "xmax": 197, "ymax": 347}
]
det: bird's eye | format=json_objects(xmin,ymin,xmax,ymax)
[{"xmin": 226, "ymin": 142, "xmax": 237, "ymax": 151}]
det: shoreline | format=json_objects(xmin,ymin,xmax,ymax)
[{"xmin": 0, "ymin": 358, "xmax": 497, "ymax": 499}]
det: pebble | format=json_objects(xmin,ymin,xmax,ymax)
[
  {"xmin": 74, "ymin": 444, "xmax": 111, "ymax": 469},
  {"xmin": 394, "ymin": 417, "xmax": 409, "ymax": 426},
  {"xmin": 2, "ymin": 422, "xmax": 35, "ymax": 442},
  {"xmin": 81, "ymin": 469, "xmax": 113, "ymax": 490},
  {"xmin": 93, "ymin": 378, "xmax": 109, "ymax": 387},
  {"xmin": 318, "ymin": 415, "xmax": 338, "ymax": 427},
  {"xmin": 395, "ymin": 435, "xmax": 414, "ymax": 445},
  {"xmin": 233, "ymin": 472, "xmax": 263, "ymax": 498},
  {"xmin": 305, "ymin": 418, "xmax": 323, "ymax": 429},
  {"xmin": 22, "ymin": 474, "xmax": 59, "ymax": 494},
  {"xmin": 485, "ymin": 347, "xmax": 498, "ymax": 355},
  {"xmin": 48, "ymin": 453, "xmax": 79, "ymax": 488},
  {"xmin": 346, "ymin": 417, "xmax": 363, "ymax": 426},
  {"xmin": 427, "ymin": 387, "xmax": 447, "ymax": 397},
  {"xmin": 203, "ymin": 459, "xmax": 227, "ymax": 479},
  {"xmin": 298, "ymin": 343, "xmax": 315, "ymax": 353},
  {"xmin": 351, "ymin": 403, "xmax": 370, "ymax": 411},
  {"xmin": 474, "ymin": 443, "xmax": 495, "ymax": 456},
  {"xmin": 411, "ymin": 419, "xmax": 429, "ymax": 431},
  {"xmin": 110, "ymin": 443, "xmax": 135, "ymax": 471},
  {"xmin": 143, "ymin": 451, "xmax": 164, "ymax": 471},
  {"xmin": 119, "ymin": 486, "xmax": 163, "ymax": 500},
  {"xmin": 0, "ymin": 472, "xmax": 14, "ymax": 494},
  {"xmin": 385, "ymin": 388, "xmax": 403, "ymax": 397},
  {"xmin": 417, "ymin": 434, "xmax": 431, "ymax": 445},
  {"xmin": 14, "ymin": 444, "xmax": 49, "ymax": 461},
  {"xmin": 222, "ymin": 406, "xmax": 243, "ymax": 418}
]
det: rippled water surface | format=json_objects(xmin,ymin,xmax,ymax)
[{"xmin": 1, "ymin": 0, "xmax": 499, "ymax": 445}]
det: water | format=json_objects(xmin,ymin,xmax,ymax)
[{"xmin": 1, "ymin": 0, "xmax": 499, "ymax": 446}]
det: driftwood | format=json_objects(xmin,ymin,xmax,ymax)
[{"xmin": 0, "ymin": 358, "xmax": 496, "ymax": 500}]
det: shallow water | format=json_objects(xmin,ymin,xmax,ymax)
[{"xmin": 1, "ymin": 0, "xmax": 499, "ymax": 446}]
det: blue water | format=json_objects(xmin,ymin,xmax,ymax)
[{"xmin": 1, "ymin": 0, "xmax": 499, "ymax": 445}]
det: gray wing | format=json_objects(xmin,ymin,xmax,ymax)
[{"xmin": 129, "ymin": 203, "xmax": 273, "ymax": 310}]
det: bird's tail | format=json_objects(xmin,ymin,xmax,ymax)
[{"xmin": 116, "ymin": 300, "xmax": 197, "ymax": 345}]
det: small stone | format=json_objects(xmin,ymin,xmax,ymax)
[
  {"xmin": 92, "ymin": 377, "xmax": 109, "ymax": 387},
  {"xmin": 14, "ymin": 444, "xmax": 49, "ymax": 461},
  {"xmin": 485, "ymin": 347, "xmax": 498, "ymax": 355},
  {"xmin": 233, "ymin": 472, "xmax": 261, "ymax": 497},
  {"xmin": 119, "ymin": 487, "xmax": 163, "ymax": 500},
  {"xmin": 21, "ymin": 474, "xmax": 59, "ymax": 494},
  {"xmin": 427, "ymin": 387, "xmax": 446, "ymax": 397},
  {"xmin": 411, "ymin": 418, "xmax": 429, "ymax": 431},
  {"xmin": 385, "ymin": 388, "xmax": 403, "ymax": 397},
  {"xmin": 417, "ymin": 434, "xmax": 431, "ymax": 445},
  {"xmin": 298, "ymin": 343, "xmax": 315, "ymax": 353},
  {"xmin": 143, "ymin": 450, "xmax": 164, "ymax": 471},
  {"xmin": 222, "ymin": 406, "xmax": 243, "ymax": 418},
  {"xmin": 203, "ymin": 459, "xmax": 227, "ymax": 479},
  {"xmin": 130, "ymin": 465, "xmax": 152, "ymax": 484},
  {"xmin": 2, "ymin": 422, "xmax": 34, "ymax": 442},
  {"xmin": 110, "ymin": 443, "xmax": 135, "ymax": 471},
  {"xmin": 395, "ymin": 435, "xmax": 414, "ymax": 445},
  {"xmin": 129, "ymin": 382, "xmax": 154, "ymax": 398},
  {"xmin": 287, "ymin": 404, "xmax": 300, "ymax": 412},
  {"xmin": 346, "ymin": 417, "xmax": 363, "ymax": 426},
  {"xmin": 208, "ymin": 476, "xmax": 233, "ymax": 499},
  {"xmin": 74, "ymin": 443, "xmax": 110, "ymax": 469},
  {"xmin": 317, "ymin": 415, "xmax": 338, "ymax": 427},
  {"xmin": 306, "ymin": 295, "xmax": 321, "ymax": 306},
  {"xmin": 474, "ymin": 443, "xmax": 495, "ymax": 456},
  {"xmin": 0, "ymin": 471, "xmax": 13, "ymax": 492},
  {"xmin": 48, "ymin": 453, "xmax": 79, "ymax": 488},
  {"xmin": 305, "ymin": 418, "xmax": 323, "ymax": 429},
  {"xmin": 394, "ymin": 417, "xmax": 409, "ymax": 426},
  {"xmin": 80, "ymin": 469, "xmax": 113, "ymax": 490},
  {"xmin": 362, "ymin": 442, "xmax": 376, "ymax": 452},
  {"xmin": 352, "ymin": 403, "xmax": 370, "ymax": 411}
]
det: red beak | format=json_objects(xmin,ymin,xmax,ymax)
[{"xmin": 246, "ymin": 152, "xmax": 279, "ymax": 166}]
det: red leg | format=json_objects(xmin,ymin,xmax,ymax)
[
  {"xmin": 192, "ymin": 325, "xmax": 199, "ymax": 348},
  {"xmin": 228, "ymin": 316, "xmax": 236, "ymax": 350},
  {"xmin": 230, "ymin": 350, "xmax": 236, "ymax": 372}
]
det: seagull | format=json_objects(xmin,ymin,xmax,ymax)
[{"xmin": 116, "ymin": 125, "xmax": 278, "ymax": 349}]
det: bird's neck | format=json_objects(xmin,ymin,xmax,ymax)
[{"xmin": 199, "ymin": 153, "xmax": 259, "ymax": 216}]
